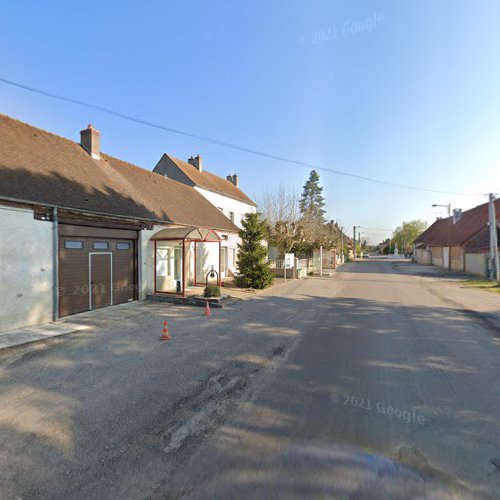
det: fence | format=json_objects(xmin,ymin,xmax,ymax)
[
  {"xmin": 268, "ymin": 258, "xmax": 312, "ymax": 278},
  {"xmin": 268, "ymin": 251, "xmax": 338, "ymax": 278}
]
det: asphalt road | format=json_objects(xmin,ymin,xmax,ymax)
[
  {"xmin": 1, "ymin": 259, "xmax": 500, "ymax": 499},
  {"xmin": 168, "ymin": 259, "xmax": 500, "ymax": 499}
]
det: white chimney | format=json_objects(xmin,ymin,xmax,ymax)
[
  {"xmin": 188, "ymin": 155, "xmax": 203, "ymax": 172},
  {"xmin": 80, "ymin": 124, "xmax": 101, "ymax": 160}
]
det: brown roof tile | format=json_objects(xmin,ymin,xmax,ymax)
[
  {"xmin": 166, "ymin": 154, "xmax": 256, "ymax": 206},
  {"xmin": 0, "ymin": 113, "xmax": 239, "ymax": 233},
  {"xmin": 414, "ymin": 199, "xmax": 500, "ymax": 247}
]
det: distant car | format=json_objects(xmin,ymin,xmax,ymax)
[{"xmin": 363, "ymin": 253, "xmax": 370, "ymax": 258}]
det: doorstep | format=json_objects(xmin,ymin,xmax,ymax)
[
  {"xmin": 147, "ymin": 294, "xmax": 231, "ymax": 308},
  {"xmin": 0, "ymin": 322, "xmax": 89, "ymax": 351}
]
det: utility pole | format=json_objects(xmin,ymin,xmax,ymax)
[
  {"xmin": 353, "ymin": 226, "xmax": 356, "ymax": 260},
  {"xmin": 340, "ymin": 226, "xmax": 344, "ymax": 264},
  {"xmin": 488, "ymin": 193, "xmax": 500, "ymax": 282}
]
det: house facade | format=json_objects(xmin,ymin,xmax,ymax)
[
  {"xmin": 414, "ymin": 202, "xmax": 500, "ymax": 277},
  {"xmin": 153, "ymin": 154, "xmax": 257, "ymax": 278},
  {"xmin": 0, "ymin": 114, "xmax": 240, "ymax": 333}
]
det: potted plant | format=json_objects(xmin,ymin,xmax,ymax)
[{"xmin": 204, "ymin": 284, "xmax": 221, "ymax": 298}]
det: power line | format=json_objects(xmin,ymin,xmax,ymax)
[{"xmin": 0, "ymin": 76, "xmax": 479, "ymax": 197}]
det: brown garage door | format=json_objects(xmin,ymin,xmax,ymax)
[{"xmin": 58, "ymin": 225, "xmax": 137, "ymax": 317}]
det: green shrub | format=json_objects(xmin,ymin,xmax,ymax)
[
  {"xmin": 204, "ymin": 284, "xmax": 221, "ymax": 298},
  {"xmin": 235, "ymin": 213, "xmax": 274, "ymax": 289}
]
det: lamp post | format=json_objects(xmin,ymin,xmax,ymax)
[
  {"xmin": 432, "ymin": 203, "xmax": 452, "ymax": 271},
  {"xmin": 432, "ymin": 203, "xmax": 451, "ymax": 218}
]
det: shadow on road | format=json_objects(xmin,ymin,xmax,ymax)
[{"xmin": 0, "ymin": 279, "xmax": 498, "ymax": 498}]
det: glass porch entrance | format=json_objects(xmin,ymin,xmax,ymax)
[
  {"xmin": 155, "ymin": 241, "xmax": 183, "ymax": 293},
  {"xmin": 152, "ymin": 226, "xmax": 221, "ymax": 296}
]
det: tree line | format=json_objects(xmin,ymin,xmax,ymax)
[{"xmin": 257, "ymin": 170, "xmax": 348, "ymax": 257}]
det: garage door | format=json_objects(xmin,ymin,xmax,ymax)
[{"xmin": 58, "ymin": 224, "xmax": 137, "ymax": 317}]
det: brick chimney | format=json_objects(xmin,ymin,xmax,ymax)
[
  {"xmin": 226, "ymin": 173, "xmax": 239, "ymax": 187},
  {"xmin": 80, "ymin": 124, "xmax": 101, "ymax": 160},
  {"xmin": 188, "ymin": 154, "xmax": 202, "ymax": 172}
]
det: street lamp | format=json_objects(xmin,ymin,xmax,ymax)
[{"xmin": 432, "ymin": 203, "xmax": 451, "ymax": 218}]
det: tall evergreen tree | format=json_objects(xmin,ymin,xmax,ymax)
[
  {"xmin": 236, "ymin": 213, "xmax": 274, "ymax": 289},
  {"xmin": 299, "ymin": 170, "xmax": 326, "ymax": 222}
]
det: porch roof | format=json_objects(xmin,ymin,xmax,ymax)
[{"xmin": 151, "ymin": 225, "xmax": 221, "ymax": 242}]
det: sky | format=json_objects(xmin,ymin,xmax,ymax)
[{"xmin": 1, "ymin": 1, "xmax": 500, "ymax": 243}]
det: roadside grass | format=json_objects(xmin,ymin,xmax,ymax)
[{"xmin": 462, "ymin": 279, "xmax": 500, "ymax": 293}]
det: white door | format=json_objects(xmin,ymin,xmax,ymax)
[
  {"xmin": 221, "ymin": 247, "xmax": 228, "ymax": 276},
  {"xmin": 443, "ymin": 247, "xmax": 450, "ymax": 269}
]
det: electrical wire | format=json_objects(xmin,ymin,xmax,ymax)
[{"xmin": 0, "ymin": 76, "xmax": 479, "ymax": 197}]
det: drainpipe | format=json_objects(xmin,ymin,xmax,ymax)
[{"xmin": 53, "ymin": 207, "xmax": 59, "ymax": 321}]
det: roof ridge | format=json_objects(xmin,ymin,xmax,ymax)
[
  {"xmin": 0, "ymin": 113, "xmax": 156, "ymax": 175},
  {"xmin": 0, "ymin": 112, "xmax": 240, "ymax": 232},
  {"xmin": 0, "ymin": 112, "xmax": 88, "ymax": 150},
  {"xmin": 165, "ymin": 153, "xmax": 257, "ymax": 206}
]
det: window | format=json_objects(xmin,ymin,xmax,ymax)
[
  {"xmin": 221, "ymin": 234, "xmax": 228, "ymax": 241},
  {"xmin": 229, "ymin": 212, "xmax": 235, "ymax": 222},
  {"xmin": 64, "ymin": 240, "xmax": 83, "ymax": 249},
  {"xmin": 116, "ymin": 242, "xmax": 131, "ymax": 250},
  {"xmin": 93, "ymin": 241, "xmax": 109, "ymax": 250}
]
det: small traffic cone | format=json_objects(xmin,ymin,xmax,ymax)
[
  {"xmin": 204, "ymin": 300, "xmax": 211, "ymax": 317},
  {"xmin": 160, "ymin": 320, "xmax": 171, "ymax": 341}
]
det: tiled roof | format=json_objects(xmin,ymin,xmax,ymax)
[
  {"xmin": 165, "ymin": 154, "xmax": 257, "ymax": 206},
  {"xmin": 0, "ymin": 113, "xmax": 239, "ymax": 233},
  {"xmin": 414, "ymin": 199, "xmax": 500, "ymax": 247}
]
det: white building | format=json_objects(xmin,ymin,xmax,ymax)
[
  {"xmin": 0, "ymin": 114, "xmax": 239, "ymax": 333},
  {"xmin": 153, "ymin": 154, "xmax": 257, "ymax": 278}
]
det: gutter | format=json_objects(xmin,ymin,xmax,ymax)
[{"xmin": 0, "ymin": 194, "xmax": 239, "ymax": 234}]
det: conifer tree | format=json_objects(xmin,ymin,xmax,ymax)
[
  {"xmin": 299, "ymin": 170, "xmax": 326, "ymax": 222},
  {"xmin": 236, "ymin": 212, "xmax": 274, "ymax": 289}
]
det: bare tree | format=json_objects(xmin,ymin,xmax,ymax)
[{"xmin": 257, "ymin": 186, "xmax": 302, "ymax": 256}]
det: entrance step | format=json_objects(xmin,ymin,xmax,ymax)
[{"xmin": 147, "ymin": 294, "xmax": 231, "ymax": 308}]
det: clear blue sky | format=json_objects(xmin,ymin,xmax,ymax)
[{"xmin": 2, "ymin": 1, "xmax": 500, "ymax": 243}]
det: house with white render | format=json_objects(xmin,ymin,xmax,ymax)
[
  {"xmin": 0, "ymin": 114, "xmax": 240, "ymax": 333},
  {"xmin": 153, "ymin": 154, "xmax": 257, "ymax": 278}
]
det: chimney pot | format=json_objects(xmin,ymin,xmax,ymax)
[
  {"xmin": 80, "ymin": 124, "xmax": 101, "ymax": 160},
  {"xmin": 232, "ymin": 173, "xmax": 239, "ymax": 188},
  {"xmin": 188, "ymin": 154, "xmax": 203, "ymax": 172}
]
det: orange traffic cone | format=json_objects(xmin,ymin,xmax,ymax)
[
  {"xmin": 204, "ymin": 300, "xmax": 211, "ymax": 317},
  {"xmin": 160, "ymin": 320, "xmax": 171, "ymax": 341}
]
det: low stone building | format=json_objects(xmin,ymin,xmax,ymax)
[{"xmin": 414, "ymin": 201, "xmax": 500, "ymax": 277}]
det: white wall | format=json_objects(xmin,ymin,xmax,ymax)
[
  {"xmin": 0, "ymin": 205, "xmax": 53, "ymax": 333},
  {"xmin": 194, "ymin": 187, "xmax": 256, "ymax": 275},
  {"xmin": 414, "ymin": 248, "xmax": 432, "ymax": 265},
  {"xmin": 465, "ymin": 253, "xmax": 488, "ymax": 278},
  {"xmin": 194, "ymin": 187, "xmax": 256, "ymax": 229},
  {"xmin": 139, "ymin": 225, "xmax": 165, "ymax": 300}
]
